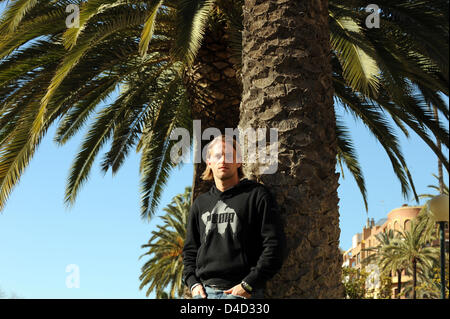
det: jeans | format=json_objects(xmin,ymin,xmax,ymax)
[{"xmin": 193, "ymin": 285, "xmax": 265, "ymax": 299}]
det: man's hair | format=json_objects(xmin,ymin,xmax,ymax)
[{"xmin": 201, "ymin": 134, "xmax": 245, "ymax": 181}]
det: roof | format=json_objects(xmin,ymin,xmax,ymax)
[{"xmin": 375, "ymin": 218, "xmax": 387, "ymax": 227}]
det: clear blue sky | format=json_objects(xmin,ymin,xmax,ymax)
[{"xmin": 0, "ymin": 2, "xmax": 448, "ymax": 299}]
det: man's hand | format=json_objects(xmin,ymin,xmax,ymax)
[
  {"xmin": 192, "ymin": 284, "xmax": 207, "ymax": 298},
  {"xmin": 223, "ymin": 284, "xmax": 251, "ymax": 299}
]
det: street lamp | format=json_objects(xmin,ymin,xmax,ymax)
[{"xmin": 428, "ymin": 194, "xmax": 449, "ymax": 299}]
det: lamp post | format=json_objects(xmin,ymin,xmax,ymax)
[{"xmin": 428, "ymin": 194, "xmax": 449, "ymax": 299}]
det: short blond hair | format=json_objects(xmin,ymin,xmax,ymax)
[{"xmin": 200, "ymin": 135, "xmax": 245, "ymax": 181}]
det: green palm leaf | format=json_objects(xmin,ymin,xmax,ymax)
[
  {"xmin": 62, "ymin": 0, "xmax": 121, "ymax": 50},
  {"xmin": 330, "ymin": 13, "xmax": 380, "ymax": 96},
  {"xmin": 139, "ymin": 65, "xmax": 192, "ymax": 219},
  {"xmin": 64, "ymin": 101, "xmax": 122, "ymax": 206},
  {"xmin": 171, "ymin": 0, "xmax": 216, "ymax": 65},
  {"xmin": 138, "ymin": 0, "xmax": 164, "ymax": 56},
  {"xmin": 336, "ymin": 118, "xmax": 368, "ymax": 211},
  {"xmin": 0, "ymin": 0, "xmax": 40, "ymax": 33}
]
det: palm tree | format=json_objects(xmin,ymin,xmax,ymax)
[
  {"xmin": 362, "ymin": 229, "xmax": 396, "ymax": 265},
  {"xmin": 0, "ymin": 0, "xmax": 188, "ymax": 219},
  {"xmin": 362, "ymin": 229, "xmax": 405, "ymax": 297},
  {"xmin": 239, "ymin": 0, "xmax": 345, "ymax": 298},
  {"xmin": 139, "ymin": 186, "xmax": 190, "ymax": 298},
  {"xmin": 0, "ymin": 0, "xmax": 448, "ymax": 219},
  {"xmin": 363, "ymin": 223, "xmax": 441, "ymax": 299},
  {"xmin": 378, "ymin": 241, "xmax": 409, "ymax": 298},
  {"xmin": 384, "ymin": 220, "xmax": 439, "ymax": 298}
]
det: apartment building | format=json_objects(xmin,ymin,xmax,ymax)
[{"xmin": 342, "ymin": 205, "xmax": 423, "ymax": 298}]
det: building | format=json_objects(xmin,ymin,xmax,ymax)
[{"xmin": 342, "ymin": 205, "xmax": 423, "ymax": 298}]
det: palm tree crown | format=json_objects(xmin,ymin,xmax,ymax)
[
  {"xmin": 384, "ymin": 220, "xmax": 439, "ymax": 298},
  {"xmin": 0, "ymin": 0, "xmax": 448, "ymax": 219}
]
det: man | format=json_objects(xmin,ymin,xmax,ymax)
[{"xmin": 182, "ymin": 134, "xmax": 286, "ymax": 299}]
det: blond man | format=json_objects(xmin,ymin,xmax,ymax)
[{"xmin": 183, "ymin": 134, "xmax": 285, "ymax": 299}]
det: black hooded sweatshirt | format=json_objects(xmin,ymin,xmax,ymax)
[{"xmin": 182, "ymin": 178, "xmax": 286, "ymax": 290}]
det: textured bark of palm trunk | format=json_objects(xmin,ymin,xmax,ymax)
[
  {"xmin": 432, "ymin": 105, "xmax": 444, "ymax": 194},
  {"xmin": 184, "ymin": 23, "xmax": 242, "ymax": 204},
  {"xmin": 412, "ymin": 259, "xmax": 417, "ymax": 299},
  {"xmin": 240, "ymin": 0, "xmax": 344, "ymax": 298}
]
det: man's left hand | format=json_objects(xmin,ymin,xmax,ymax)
[{"xmin": 223, "ymin": 284, "xmax": 251, "ymax": 299}]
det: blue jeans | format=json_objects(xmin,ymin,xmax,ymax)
[{"xmin": 193, "ymin": 285, "xmax": 265, "ymax": 299}]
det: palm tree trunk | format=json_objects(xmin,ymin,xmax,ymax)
[
  {"xmin": 397, "ymin": 269, "xmax": 402, "ymax": 299},
  {"xmin": 240, "ymin": 0, "xmax": 343, "ymax": 298},
  {"xmin": 412, "ymin": 259, "xmax": 417, "ymax": 299},
  {"xmin": 432, "ymin": 105, "xmax": 444, "ymax": 194},
  {"xmin": 184, "ymin": 21, "xmax": 242, "ymax": 204}
]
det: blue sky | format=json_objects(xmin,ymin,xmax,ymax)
[
  {"xmin": 0, "ymin": 114, "xmax": 194, "ymax": 299},
  {"xmin": 0, "ymin": 2, "xmax": 448, "ymax": 299}
]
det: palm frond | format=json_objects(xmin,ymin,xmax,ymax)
[
  {"xmin": 64, "ymin": 101, "xmax": 123, "ymax": 206},
  {"xmin": 334, "ymin": 76, "xmax": 418, "ymax": 202},
  {"xmin": 0, "ymin": 83, "xmax": 63, "ymax": 211},
  {"xmin": 54, "ymin": 77, "xmax": 119, "ymax": 146},
  {"xmin": 139, "ymin": 65, "xmax": 192, "ymax": 220},
  {"xmin": 101, "ymin": 60, "xmax": 173, "ymax": 175},
  {"xmin": 0, "ymin": 5, "xmax": 68, "ymax": 60},
  {"xmin": 330, "ymin": 13, "xmax": 380, "ymax": 96},
  {"xmin": 335, "ymin": 117, "xmax": 368, "ymax": 211},
  {"xmin": 0, "ymin": 104, "xmax": 44, "ymax": 211},
  {"xmin": 138, "ymin": 0, "xmax": 164, "ymax": 56},
  {"xmin": 0, "ymin": 0, "xmax": 40, "ymax": 33},
  {"xmin": 62, "ymin": 0, "xmax": 122, "ymax": 50},
  {"xmin": 33, "ymin": 6, "xmax": 150, "ymax": 146},
  {"xmin": 171, "ymin": 0, "xmax": 216, "ymax": 65}
]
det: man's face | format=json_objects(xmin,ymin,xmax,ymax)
[{"xmin": 206, "ymin": 140, "xmax": 241, "ymax": 181}]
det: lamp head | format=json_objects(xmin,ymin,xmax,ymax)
[{"xmin": 428, "ymin": 194, "xmax": 449, "ymax": 222}]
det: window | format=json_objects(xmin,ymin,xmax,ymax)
[
  {"xmin": 394, "ymin": 221, "xmax": 399, "ymax": 231},
  {"xmin": 404, "ymin": 219, "xmax": 411, "ymax": 231}
]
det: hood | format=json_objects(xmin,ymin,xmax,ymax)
[{"xmin": 209, "ymin": 178, "xmax": 256, "ymax": 199}]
